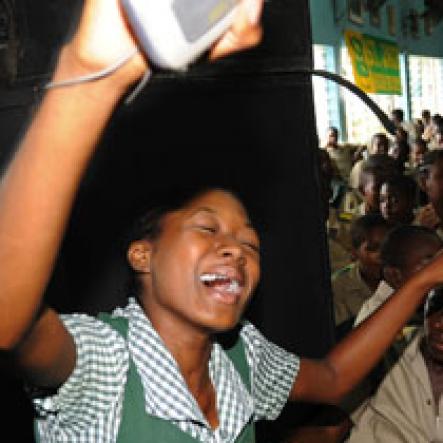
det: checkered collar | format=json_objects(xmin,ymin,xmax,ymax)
[{"xmin": 121, "ymin": 298, "xmax": 254, "ymax": 439}]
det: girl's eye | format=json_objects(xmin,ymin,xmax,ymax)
[
  {"xmin": 242, "ymin": 241, "xmax": 260, "ymax": 254},
  {"xmin": 197, "ymin": 225, "xmax": 217, "ymax": 233}
]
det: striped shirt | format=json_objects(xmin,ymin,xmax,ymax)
[{"xmin": 33, "ymin": 298, "xmax": 299, "ymax": 442}]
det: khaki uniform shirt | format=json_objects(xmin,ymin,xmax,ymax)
[
  {"xmin": 349, "ymin": 159, "xmax": 364, "ymax": 191},
  {"xmin": 347, "ymin": 331, "xmax": 442, "ymax": 443},
  {"xmin": 328, "ymin": 237, "xmax": 352, "ymax": 274},
  {"xmin": 325, "ymin": 145, "xmax": 353, "ymax": 183},
  {"xmin": 332, "ymin": 263, "xmax": 373, "ymax": 326}
]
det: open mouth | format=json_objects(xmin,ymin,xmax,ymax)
[
  {"xmin": 200, "ymin": 273, "xmax": 243, "ymax": 294},
  {"xmin": 199, "ymin": 269, "xmax": 245, "ymax": 305}
]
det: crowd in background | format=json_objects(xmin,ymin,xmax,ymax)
[{"xmin": 312, "ymin": 109, "xmax": 443, "ymax": 442}]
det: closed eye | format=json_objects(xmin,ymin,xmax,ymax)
[
  {"xmin": 242, "ymin": 241, "xmax": 260, "ymax": 254},
  {"xmin": 197, "ymin": 225, "xmax": 217, "ymax": 233}
]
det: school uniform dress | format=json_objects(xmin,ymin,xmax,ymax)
[
  {"xmin": 347, "ymin": 331, "xmax": 443, "ymax": 443},
  {"xmin": 32, "ymin": 298, "xmax": 299, "ymax": 443}
]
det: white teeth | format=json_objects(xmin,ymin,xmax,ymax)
[
  {"xmin": 226, "ymin": 280, "xmax": 240, "ymax": 293},
  {"xmin": 200, "ymin": 273, "xmax": 241, "ymax": 292},
  {"xmin": 200, "ymin": 273, "xmax": 220, "ymax": 282}
]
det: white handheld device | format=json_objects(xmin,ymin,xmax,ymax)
[{"xmin": 121, "ymin": 0, "xmax": 239, "ymax": 71}]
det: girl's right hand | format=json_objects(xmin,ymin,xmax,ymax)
[
  {"xmin": 55, "ymin": 0, "xmax": 148, "ymax": 91},
  {"xmin": 56, "ymin": 0, "xmax": 264, "ymax": 92}
]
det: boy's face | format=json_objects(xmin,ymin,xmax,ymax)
[
  {"xmin": 370, "ymin": 136, "xmax": 389, "ymax": 155},
  {"xmin": 326, "ymin": 129, "xmax": 338, "ymax": 147},
  {"xmin": 425, "ymin": 310, "xmax": 443, "ymax": 363},
  {"xmin": 411, "ymin": 143, "xmax": 426, "ymax": 166},
  {"xmin": 355, "ymin": 226, "xmax": 387, "ymax": 281},
  {"xmin": 388, "ymin": 144, "xmax": 400, "ymax": 161},
  {"xmin": 379, "ymin": 183, "xmax": 413, "ymax": 225},
  {"xmin": 361, "ymin": 175, "xmax": 381, "ymax": 213},
  {"xmin": 400, "ymin": 238, "xmax": 442, "ymax": 282},
  {"xmin": 384, "ymin": 237, "xmax": 442, "ymax": 290},
  {"xmin": 425, "ymin": 159, "xmax": 443, "ymax": 216}
]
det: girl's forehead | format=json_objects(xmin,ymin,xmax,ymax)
[
  {"xmin": 186, "ymin": 190, "xmax": 248, "ymax": 216},
  {"xmin": 172, "ymin": 189, "xmax": 257, "ymax": 231}
]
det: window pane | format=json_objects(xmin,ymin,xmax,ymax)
[
  {"xmin": 312, "ymin": 44, "xmax": 341, "ymax": 145},
  {"xmin": 408, "ymin": 55, "xmax": 443, "ymax": 119}
]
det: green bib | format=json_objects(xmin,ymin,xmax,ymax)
[{"xmin": 100, "ymin": 313, "xmax": 256, "ymax": 443}]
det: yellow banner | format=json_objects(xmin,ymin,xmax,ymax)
[{"xmin": 344, "ymin": 30, "xmax": 401, "ymax": 95}]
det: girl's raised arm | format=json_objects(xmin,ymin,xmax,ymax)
[
  {"xmin": 0, "ymin": 0, "xmax": 263, "ymax": 388},
  {"xmin": 291, "ymin": 253, "xmax": 443, "ymax": 404}
]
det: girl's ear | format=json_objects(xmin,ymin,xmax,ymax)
[{"xmin": 127, "ymin": 240, "xmax": 152, "ymax": 273}]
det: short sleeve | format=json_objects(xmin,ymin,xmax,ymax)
[
  {"xmin": 240, "ymin": 322, "xmax": 300, "ymax": 421},
  {"xmin": 32, "ymin": 313, "xmax": 129, "ymax": 438}
]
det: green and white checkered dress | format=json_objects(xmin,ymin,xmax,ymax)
[{"xmin": 33, "ymin": 298, "xmax": 299, "ymax": 442}]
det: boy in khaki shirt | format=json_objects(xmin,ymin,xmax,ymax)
[{"xmin": 333, "ymin": 214, "xmax": 390, "ymax": 331}]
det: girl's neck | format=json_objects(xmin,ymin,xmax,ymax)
[
  {"xmin": 141, "ymin": 301, "xmax": 220, "ymax": 429},
  {"xmin": 140, "ymin": 298, "xmax": 213, "ymax": 383}
]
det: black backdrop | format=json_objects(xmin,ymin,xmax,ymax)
[{"xmin": 0, "ymin": 1, "xmax": 335, "ymax": 441}]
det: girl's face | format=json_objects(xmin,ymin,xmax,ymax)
[{"xmin": 136, "ymin": 190, "xmax": 261, "ymax": 334}]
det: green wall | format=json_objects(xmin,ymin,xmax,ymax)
[{"xmin": 310, "ymin": 0, "xmax": 443, "ymax": 57}]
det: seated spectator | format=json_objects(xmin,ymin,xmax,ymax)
[
  {"xmin": 349, "ymin": 133, "xmax": 390, "ymax": 191},
  {"xmin": 332, "ymin": 214, "xmax": 390, "ymax": 331},
  {"xmin": 287, "ymin": 225, "xmax": 442, "ymax": 443},
  {"xmin": 388, "ymin": 139, "xmax": 410, "ymax": 174},
  {"xmin": 414, "ymin": 148, "xmax": 431, "ymax": 207},
  {"xmin": 422, "ymin": 109, "xmax": 431, "ymax": 129},
  {"xmin": 323, "ymin": 127, "xmax": 352, "ymax": 213},
  {"xmin": 423, "ymin": 114, "xmax": 443, "ymax": 149},
  {"xmin": 335, "ymin": 154, "xmax": 399, "ymax": 252},
  {"xmin": 379, "ymin": 175, "xmax": 417, "ymax": 227},
  {"xmin": 394, "ymin": 126, "xmax": 409, "ymax": 145},
  {"xmin": 415, "ymin": 150, "xmax": 443, "ymax": 238},
  {"xmin": 391, "ymin": 109, "xmax": 416, "ymax": 143},
  {"xmin": 323, "ymin": 126, "xmax": 354, "ymax": 185},
  {"xmin": 340, "ymin": 226, "xmax": 443, "ymax": 442},
  {"xmin": 318, "ymin": 149, "xmax": 352, "ymax": 273},
  {"xmin": 434, "ymin": 121, "xmax": 443, "ymax": 150},
  {"xmin": 348, "ymin": 286, "xmax": 443, "ymax": 442},
  {"xmin": 410, "ymin": 138, "xmax": 428, "ymax": 170},
  {"xmin": 390, "ymin": 108, "xmax": 405, "ymax": 130},
  {"xmin": 358, "ymin": 154, "xmax": 401, "ymax": 216},
  {"xmin": 355, "ymin": 225, "xmax": 443, "ymax": 327},
  {"xmin": 412, "ymin": 118, "xmax": 425, "ymax": 142}
]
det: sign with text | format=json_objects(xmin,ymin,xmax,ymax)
[{"xmin": 345, "ymin": 29, "xmax": 401, "ymax": 95}]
